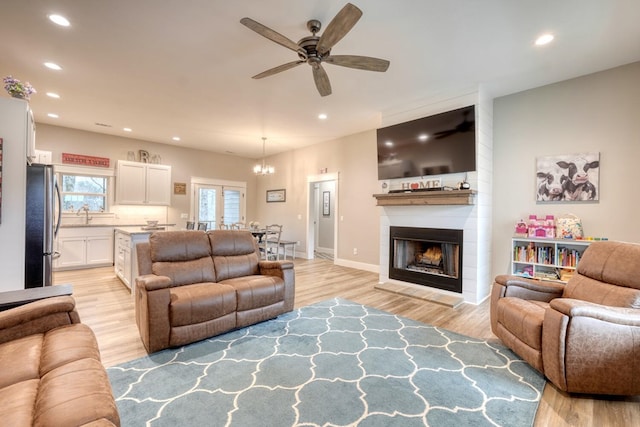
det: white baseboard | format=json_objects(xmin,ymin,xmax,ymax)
[{"xmin": 334, "ymin": 258, "xmax": 379, "ymax": 274}]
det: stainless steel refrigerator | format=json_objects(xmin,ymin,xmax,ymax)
[{"xmin": 25, "ymin": 164, "xmax": 61, "ymax": 287}]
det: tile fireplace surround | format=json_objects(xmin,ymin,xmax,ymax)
[{"xmin": 378, "ymin": 201, "xmax": 491, "ymax": 304}]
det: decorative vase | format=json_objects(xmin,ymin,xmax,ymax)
[{"xmin": 10, "ymin": 93, "xmax": 28, "ymax": 100}]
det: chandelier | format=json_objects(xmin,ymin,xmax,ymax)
[{"xmin": 253, "ymin": 137, "xmax": 275, "ymax": 175}]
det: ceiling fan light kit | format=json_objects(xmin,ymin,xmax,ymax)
[{"xmin": 240, "ymin": 3, "xmax": 390, "ymax": 97}]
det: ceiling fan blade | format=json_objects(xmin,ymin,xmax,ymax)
[
  {"xmin": 252, "ymin": 60, "xmax": 304, "ymax": 79},
  {"xmin": 434, "ymin": 130, "xmax": 458, "ymax": 139},
  {"xmin": 316, "ymin": 3, "xmax": 363, "ymax": 55},
  {"xmin": 312, "ymin": 64, "xmax": 332, "ymax": 97},
  {"xmin": 240, "ymin": 17, "xmax": 303, "ymax": 55},
  {"xmin": 324, "ymin": 55, "xmax": 390, "ymax": 72}
]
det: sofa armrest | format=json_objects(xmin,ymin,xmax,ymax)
[
  {"xmin": 550, "ymin": 298, "xmax": 640, "ymax": 326},
  {"xmin": 259, "ymin": 260, "xmax": 295, "ymax": 311},
  {"xmin": 494, "ymin": 274, "xmax": 564, "ymax": 302},
  {"xmin": 543, "ymin": 298, "xmax": 640, "ymax": 394},
  {"xmin": 135, "ymin": 274, "xmax": 173, "ymax": 291},
  {"xmin": 0, "ymin": 295, "xmax": 80, "ymax": 345},
  {"xmin": 259, "ymin": 260, "xmax": 294, "ymax": 274}
]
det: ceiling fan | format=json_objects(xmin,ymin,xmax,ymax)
[
  {"xmin": 240, "ymin": 3, "xmax": 390, "ymax": 97},
  {"xmin": 433, "ymin": 108, "xmax": 475, "ymax": 139}
]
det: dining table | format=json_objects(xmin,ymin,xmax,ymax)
[{"xmin": 249, "ymin": 228, "xmax": 266, "ymax": 243}]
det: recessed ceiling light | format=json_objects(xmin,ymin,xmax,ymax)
[
  {"xmin": 47, "ymin": 113, "xmax": 59, "ymax": 118},
  {"xmin": 318, "ymin": 113, "xmax": 328, "ymax": 120},
  {"xmin": 46, "ymin": 92, "xmax": 60, "ymax": 98},
  {"xmin": 385, "ymin": 141, "xmax": 393, "ymax": 147},
  {"xmin": 535, "ymin": 33, "xmax": 554, "ymax": 46},
  {"xmin": 44, "ymin": 62, "xmax": 62, "ymax": 70},
  {"xmin": 172, "ymin": 136, "xmax": 181, "ymax": 141},
  {"xmin": 123, "ymin": 127, "xmax": 132, "ymax": 132},
  {"xmin": 48, "ymin": 14, "xmax": 70, "ymax": 27},
  {"xmin": 418, "ymin": 134, "xmax": 429, "ymax": 142}
]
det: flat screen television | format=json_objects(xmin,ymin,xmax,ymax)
[{"xmin": 377, "ymin": 105, "xmax": 476, "ymax": 180}]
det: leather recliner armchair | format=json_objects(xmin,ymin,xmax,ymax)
[{"xmin": 491, "ymin": 241, "xmax": 640, "ymax": 395}]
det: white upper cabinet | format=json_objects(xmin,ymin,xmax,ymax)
[{"xmin": 116, "ymin": 160, "xmax": 171, "ymax": 205}]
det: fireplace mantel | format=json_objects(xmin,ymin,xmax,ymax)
[{"xmin": 373, "ymin": 189, "xmax": 476, "ymax": 206}]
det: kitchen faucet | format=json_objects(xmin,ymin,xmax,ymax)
[{"xmin": 76, "ymin": 204, "xmax": 93, "ymax": 224}]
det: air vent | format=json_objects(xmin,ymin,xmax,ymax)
[{"xmin": 94, "ymin": 122, "xmax": 112, "ymax": 127}]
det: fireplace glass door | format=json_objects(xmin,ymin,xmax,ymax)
[{"xmin": 389, "ymin": 227, "xmax": 463, "ymax": 293}]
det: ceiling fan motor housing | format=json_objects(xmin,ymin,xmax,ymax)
[{"xmin": 298, "ymin": 35, "xmax": 328, "ymax": 63}]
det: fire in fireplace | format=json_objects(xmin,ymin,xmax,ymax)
[{"xmin": 389, "ymin": 226, "xmax": 463, "ymax": 293}]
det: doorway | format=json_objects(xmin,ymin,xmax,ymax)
[
  {"xmin": 307, "ymin": 173, "xmax": 338, "ymax": 260},
  {"xmin": 191, "ymin": 178, "xmax": 246, "ymax": 230}
]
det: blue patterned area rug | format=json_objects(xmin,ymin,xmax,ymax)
[{"xmin": 108, "ymin": 298, "xmax": 545, "ymax": 426}]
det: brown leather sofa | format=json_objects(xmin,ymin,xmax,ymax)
[
  {"xmin": 0, "ymin": 296, "xmax": 120, "ymax": 426},
  {"xmin": 491, "ymin": 240, "xmax": 640, "ymax": 395},
  {"xmin": 135, "ymin": 230, "xmax": 295, "ymax": 353}
]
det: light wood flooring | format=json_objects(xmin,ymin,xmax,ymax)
[{"xmin": 53, "ymin": 259, "xmax": 639, "ymax": 427}]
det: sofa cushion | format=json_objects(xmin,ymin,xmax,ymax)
[
  {"xmin": 150, "ymin": 230, "xmax": 212, "ymax": 262},
  {"xmin": 576, "ymin": 241, "xmax": 640, "ymax": 290},
  {"xmin": 35, "ymin": 358, "xmax": 120, "ymax": 427},
  {"xmin": 0, "ymin": 334, "xmax": 42, "ymax": 389},
  {"xmin": 40, "ymin": 323, "xmax": 102, "ymax": 375},
  {"xmin": 564, "ymin": 274, "xmax": 640, "ymax": 308},
  {"xmin": 209, "ymin": 230, "xmax": 260, "ymax": 281},
  {"xmin": 496, "ymin": 297, "xmax": 548, "ymax": 351},
  {"xmin": 152, "ymin": 257, "xmax": 216, "ymax": 286},
  {"xmin": 170, "ymin": 283, "xmax": 237, "ymax": 327},
  {"xmin": 0, "ymin": 324, "xmax": 120, "ymax": 427},
  {"xmin": 0, "ymin": 379, "xmax": 39, "ymax": 426},
  {"xmin": 221, "ymin": 275, "xmax": 285, "ymax": 311},
  {"xmin": 564, "ymin": 241, "xmax": 640, "ymax": 308}
]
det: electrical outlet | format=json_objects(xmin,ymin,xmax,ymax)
[
  {"xmin": 353, "ymin": 248, "xmax": 358, "ymax": 255},
  {"xmin": 180, "ymin": 213, "xmax": 188, "ymax": 219}
]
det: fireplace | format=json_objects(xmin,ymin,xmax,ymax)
[{"xmin": 389, "ymin": 226, "xmax": 463, "ymax": 293}]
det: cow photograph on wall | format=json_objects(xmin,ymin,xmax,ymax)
[{"xmin": 536, "ymin": 153, "xmax": 600, "ymax": 202}]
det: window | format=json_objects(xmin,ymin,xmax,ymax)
[{"xmin": 60, "ymin": 174, "xmax": 108, "ymax": 212}]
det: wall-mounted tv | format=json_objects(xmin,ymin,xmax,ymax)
[{"xmin": 377, "ymin": 105, "xmax": 476, "ymax": 180}]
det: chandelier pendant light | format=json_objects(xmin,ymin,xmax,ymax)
[{"xmin": 254, "ymin": 137, "xmax": 275, "ymax": 175}]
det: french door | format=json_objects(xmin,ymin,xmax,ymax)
[{"xmin": 192, "ymin": 183, "xmax": 245, "ymax": 230}]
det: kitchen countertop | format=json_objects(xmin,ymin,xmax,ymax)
[
  {"xmin": 61, "ymin": 223, "xmax": 176, "ymax": 229},
  {"xmin": 114, "ymin": 225, "xmax": 179, "ymax": 236}
]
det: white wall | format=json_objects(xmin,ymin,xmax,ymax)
[
  {"xmin": 34, "ymin": 124, "xmax": 260, "ymax": 227},
  {"xmin": 492, "ymin": 61, "xmax": 640, "ymax": 279},
  {"xmin": 0, "ymin": 98, "xmax": 29, "ymax": 291}
]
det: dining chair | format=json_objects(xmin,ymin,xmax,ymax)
[
  {"xmin": 197, "ymin": 222, "xmax": 208, "ymax": 231},
  {"xmin": 219, "ymin": 224, "xmax": 230, "ymax": 230},
  {"xmin": 260, "ymin": 224, "xmax": 282, "ymax": 260},
  {"xmin": 186, "ymin": 221, "xmax": 195, "ymax": 230},
  {"xmin": 231, "ymin": 222, "xmax": 245, "ymax": 230}
]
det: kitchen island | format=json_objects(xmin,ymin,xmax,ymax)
[{"xmin": 114, "ymin": 226, "xmax": 177, "ymax": 292}]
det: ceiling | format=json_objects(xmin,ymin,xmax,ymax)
[{"xmin": 1, "ymin": 0, "xmax": 639, "ymax": 159}]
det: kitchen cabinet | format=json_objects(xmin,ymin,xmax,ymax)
[
  {"xmin": 116, "ymin": 160, "xmax": 171, "ymax": 205},
  {"xmin": 54, "ymin": 227, "xmax": 114, "ymax": 270},
  {"xmin": 114, "ymin": 231, "xmax": 133, "ymax": 289},
  {"xmin": 114, "ymin": 228, "xmax": 154, "ymax": 292}
]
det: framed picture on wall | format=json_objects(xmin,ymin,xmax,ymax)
[
  {"xmin": 266, "ymin": 189, "xmax": 286, "ymax": 203},
  {"xmin": 323, "ymin": 191, "xmax": 330, "ymax": 216},
  {"xmin": 536, "ymin": 152, "xmax": 600, "ymax": 202}
]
